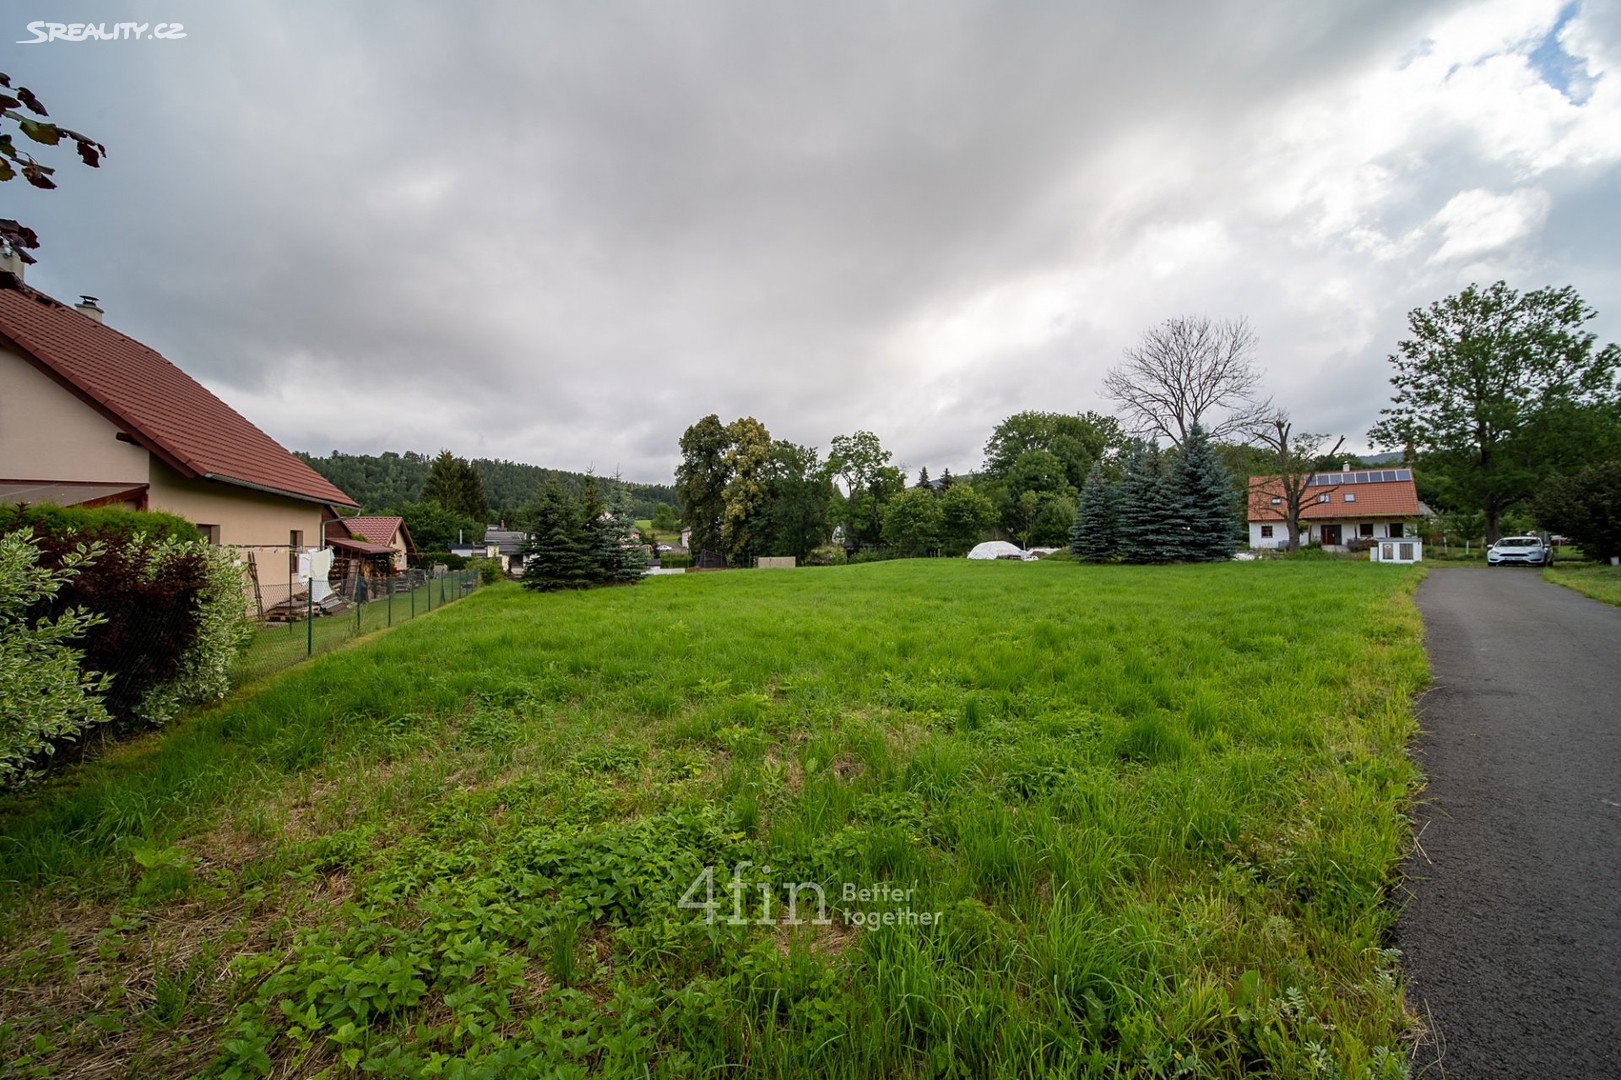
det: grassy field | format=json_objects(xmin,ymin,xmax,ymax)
[
  {"xmin": 234, "ymin": 573, "xmax": 481, "ymax": 683},
  {"xmin": 1544, "ymin": 562, "xmax": 1621, "ymax": 606},
  {"xmin": 0, "ymin": 560, "xmax": 1427, "ymax": 1078}
]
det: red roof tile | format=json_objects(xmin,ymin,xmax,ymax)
[
  {"xmin": 338, "ymin": 515, "xmax": 405, "ymax": 545},
  {"xmin": 0, "ymin": 283, "xmax": 355, "ymax": 508},
  {"xmin": 1248, "ymin": 476, "xmax": 1421, "ymax": 520}
]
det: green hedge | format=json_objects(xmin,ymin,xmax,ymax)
[
  {"xmin": 0, "ymin": 504, "xmax": 199, "ymax": 545},
  {"xmin": 414, "ymin": 551, "xmax": 471, "ymax": 570}
]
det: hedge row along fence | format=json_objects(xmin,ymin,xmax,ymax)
[{"xmin": 0, "ymin": 506, "xmax": 249, "ymax": 787}]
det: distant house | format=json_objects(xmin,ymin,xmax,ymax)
[
  {"xmin": 1248, "ymin": 467, "xmax": 1422, "ymax": 550},
  {"xmin": 0, "ymin": 265, "xmax": 357, "ymax": 605},
  {"xmin": 324, "ymin": 515, "xmax": 416, "ymax": 573},
  {"xmin": 484, "ymin": 527, "xmax": 527, "ymax": 574}
]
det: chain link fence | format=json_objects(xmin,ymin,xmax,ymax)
[{"xmin": 231, "ymin": 567, "xmax": 482, "ymax": 685}]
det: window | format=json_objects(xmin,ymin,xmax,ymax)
[
  {"xmin": 1344, "ymin": 492, "xmax": 1356, "ymax": 502},
  {"xmin": 1317, "ymin": 493, "xmax": 1330, "ymax": 503},
  {"xmin": 1269, "ymin": 496, "xmax": 1282, "ymax": 505},
  {"xmin": 1260, "ymin": 525, "xmax": 1274, "ymax": 539},
  {"xmin": 1359, "ymin": 523, "xmax": 1374, "ymax": 538},
  {"xmin": 290, "ymin": 530, "xmax": 304, "ymax": 572},
  {"xmin": 196, "ymin": 523, "xmax": 220, "ymax": 545},
  {"xmin": 1388, "ymin": 523, "xmax": 1404, "ymax": 538}
]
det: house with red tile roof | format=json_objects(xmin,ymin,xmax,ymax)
[
  {"xmin": 0, "ymin": 272, "xmax": 357, "ymax": 572},
  {"xmin": 1247, "ymin": 468, "xmax": 1423, "ymax": 551},
  {"xmin": 323, "ymin": 514, "xmax": 415, "ymax": 572}
]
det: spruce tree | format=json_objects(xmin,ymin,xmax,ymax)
[
  {"xmin": 1155, "ymin": 445, "xmax": 1202, "ymax": 562},
  {"xmin": 916, "ymin": 466, "xmax": 932, "ymax": 490},
  {"xmin": 1116, "ymin": 441, "xmax": 1174, "ymax": 564},
  {"xmin": 521, "ymin": 481, "xmax": 596, "ymax": 591},
  {"xmin": 458, "ymin": 459, "xmax": 491, "ymax": 523},
  {"xmin": 1069, "ymin": 460, "xmax": 1119, "ymax": 561},
  {"xmin": 589, "ymin": 479, "xmax": 648, "ymax": 585},
  {"xmin": 1174, "ymin": 423, "xmax": 1239, "ymax": 561},
  {"xmin": 938, "ymin": 468, "xmax": 955, "ymax": 491}
]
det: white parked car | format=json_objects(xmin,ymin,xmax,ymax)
[{"xmin": 1486, "ymin": 535, "xmax": 1553, "ymax": 567}]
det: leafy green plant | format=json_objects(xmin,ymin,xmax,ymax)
[{"xmin": 0, "ymin": 528, "xmax": 110, "ymax": 786}]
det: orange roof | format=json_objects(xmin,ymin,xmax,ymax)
[
  {"xmin": 0, "ymin": 281, "xmax": 355, "ymax": 508},
  {"xmin": 340, "ymin": 515, "xmax": 405, "ymax": 545},
  {"xmin": 1248, "ymin": 474, "xmax": 1421, "ymax": 521}
]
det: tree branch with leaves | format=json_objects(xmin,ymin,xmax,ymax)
[{"xmin": 0, "ymin": 72, "xmax": 106, "ymax": 267}]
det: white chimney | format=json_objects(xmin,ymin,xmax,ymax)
[
  {"xmin": 0, "ymin": 245, "xmax": 25, "ymax": 281},
  {"xmin": 75, "ymin": 295, "xmax": 104, "ymax": 322}
]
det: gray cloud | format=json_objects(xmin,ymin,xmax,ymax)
[{"xmin": 10, "ymin": 0, "xmax": 1618, "ymax": 482}]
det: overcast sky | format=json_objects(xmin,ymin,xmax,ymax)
[{"xmin": 10, "ymin": 0, "xmax": 1620, "ymax": 484}]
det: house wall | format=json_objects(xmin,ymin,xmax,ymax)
[
  {"xmin": 146, "ymin": 458, "xmax": 326, "ymax": 550},
  {"xmin": 1249, "ymin": 520, "xmax": 1408, "ymax": 549},
  {"xmin": 0, "ymin": 346, "xmax": 149, "ymax": 482}
]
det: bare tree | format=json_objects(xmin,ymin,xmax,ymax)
[
  {"xmin": 1246, "ymin": 412, "xmax": 1344, "ymax": 553},
  {"xmin": 1104, "ymin": 316, "xmax": 1268, "ymax": 446}
]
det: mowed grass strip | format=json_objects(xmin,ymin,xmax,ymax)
[
  {"xmin": 0, "ymin": 560, "xmax": 1427, "ymax": 1079},
  {"xmin": 1544, "ymin": 562, "xmax": 1621, "ymax": 607}
]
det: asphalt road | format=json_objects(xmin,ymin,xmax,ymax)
[{"xmin": 1399, "ymin": 567, "xmax": 1621, "ymax": 1078}]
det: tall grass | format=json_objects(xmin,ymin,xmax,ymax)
[{"xmin": 0, "ymin": 561, "xmax": 1427, "ymax": 1078}]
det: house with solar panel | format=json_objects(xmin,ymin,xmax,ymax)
[
  {"xmin": 1247, "ymin": 466, "xmax": 1424, "ymax": 556},
  {"xmin": 0, "ymin": 266, "xmax": 358, "ymax": 603}
]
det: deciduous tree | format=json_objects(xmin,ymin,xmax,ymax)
[
  {"xmin": 758, "ymin": 442, "xmax": 833, "ymax": 562},
  {"xmin": 1533, "ymin": 461, "xmax": 1621, "ymax": 561},
  {"xmin": 1105, "ymin": 316, "xmax": 1267, "ymax": 446},
  {"xmin": 827, "ymin": 431, "xmax": 904, "ymax": 548},
  {"xmin": 1369, "ymin": 281, "xmax": 1620, "ymax": 542},
  {"xmin": 675, "ymin": 415, "xmax": 731, "ymax": 557},
  {"xmin": 938, "ymin": 484, "xmax": 996, "ymax": 556},
  {"xmin": 720, "ymin": 417, "xmax": 773, "ymax": 565},
  {"xmin": 881, "ymin": 486, "xmax": 944, "ymax": 557},
  {"xmin": 1246, "ymin": 413, "xmax": 1344, "ymax": 553}
]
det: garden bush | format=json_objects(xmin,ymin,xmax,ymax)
[
  {"xmin": 0, "ymin": 529, "xmax": 112, "ymax": 785},
  {"xmin": 657, "ymin": 553, "xmax": 694, "ymax": 569},
  {"xmin": 24, "ymin": 523, "xmax": 250, "ymax": 732},
  {"xmin": 0, "ymin": 504, "xmax": 198, "ymax": 546},
  {"xmin": 802, "ymin": 544, "xmax": 847, "ymax": 566},
  {"xmin": 414, "ymin": 551, "xmax": 471, "ymax": 571}
]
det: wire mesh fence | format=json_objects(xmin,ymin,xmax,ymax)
[{"xmin": 231, "ymin": 567, "xmax": 482, "ymax": 685}]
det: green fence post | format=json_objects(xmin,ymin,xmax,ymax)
[
  {"xmin": 387, "ymin": 574, "xmax": 393, "ymax": 627},
  {"xmin": 306, "ymin": 578, "xmax": 313, "ymax": 657}
]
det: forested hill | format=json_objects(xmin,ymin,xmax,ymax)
[{"xmin": 295, "ymin": 451, "xmax": 676, "ymax": 519}]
